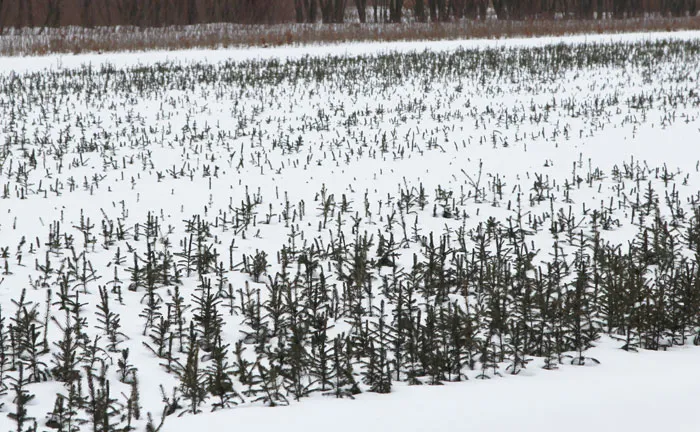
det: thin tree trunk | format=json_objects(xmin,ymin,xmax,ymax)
[
  {"xmin": 295, "ymin": 0, "xmax": 305, "ymax": 22},
  {"xmin": 414, "ymin": 0, "xmax": 425, "ymax": 20},
  {"xmin": 390, "ymin": 0, "xmax": 403, "ymax": 22},
  {"xmin": 355, "ymin": 0, "xmax": 367, "ymax": 22},
  {"xmin": 430, "ymin": 0, "xmax": 439, "ymax": 20}
]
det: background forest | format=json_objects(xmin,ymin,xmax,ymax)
[{"xmin": 0, "ymin": 0, "xmax": 698, "ymax": 30}]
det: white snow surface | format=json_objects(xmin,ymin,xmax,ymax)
[
  {"xmin": 172, "ymin": 337, "xmax": 700, "ymax": 432},
  {"xmin": 1, "ymin": 30, "xmax": 699, "ymax": 73},
  {"xmin": 1, "ymin": 31, "xmax": 699, "ymax": 432}
]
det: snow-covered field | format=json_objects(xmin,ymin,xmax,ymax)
[
  {"xmin": 1, "ymin": 32, "xmax": 700, "ymax": 432},
  {"xmin": 174, "ymin": 337, "xmax": 700, "ymax": 432}
]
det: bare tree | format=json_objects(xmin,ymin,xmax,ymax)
[
  {"xmin": 414, "ymin": 0, "xmax": 427, "ymax": 21},
  {"xmin": 308, "ymin": 0, "xmax": 319, "ymax": 22},
  {"xmin": 355, "ymin": 0, "xmax": 367, "ymax": 22},
  {"xmin": 320, "ymin": 0, "xmax": 346, "ymax": 22},
  {"xmin": 40, "ymin": 0, "xmax": 61, "ymax": 32},
  {"xmin": 295, "ymin": 0, "xmax": 318, "ymax": 22},
  {"xmin": 186, "ymin": 0, "xmax": 197, "ymax": 24},
  {"xmin": 334, "ymin": 0, "xmax": 347, "ymax": 22},
  {"xmin": 427, "ymin": 0, "xmax": 437, "ymax": 20},
  {"xmin": 295, "ymin": 0, "xmax": 305, "ymax": 21},
  {"xmin": 373, "ymin": 0, "xmax": 389, "ymax": 22},
  {"xmin": 389, "ymin": 0, "xmax": 402, "ymax": 22},
  {"xmin": 320, "ymin": 0, "xmax": 333, "ymax": 22},
  {"xmin": 0, "ymin": 0, "xmax": 7, "ymax": 33}
]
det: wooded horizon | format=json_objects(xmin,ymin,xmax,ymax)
[{"xmin": 0, "ymin": 0, "xmax": 698, "ymax": 30}]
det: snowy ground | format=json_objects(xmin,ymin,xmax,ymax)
[
  {"xmin": 173, "ymin": 337, "xmax": 700, "ymax": 432},
  {"xmin": 1, "ymin": 31, "xmax": 700, "ymax": 432},
  {"xmin": 3, "ymin": 30, "xmax": 699, "ymax": 73}
]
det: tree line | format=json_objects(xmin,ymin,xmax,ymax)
[
  {"xmin": 0, "ymin": 0, "xmax": 697, "ymax": 30},
  {"xmin": 298, "ymin": 0, "xmax": 698, "ymax": 23}
]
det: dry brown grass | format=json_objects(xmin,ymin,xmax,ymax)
[{"xmin": 1, "ymin": 17, "xmax": 699, "ymax": 57}]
